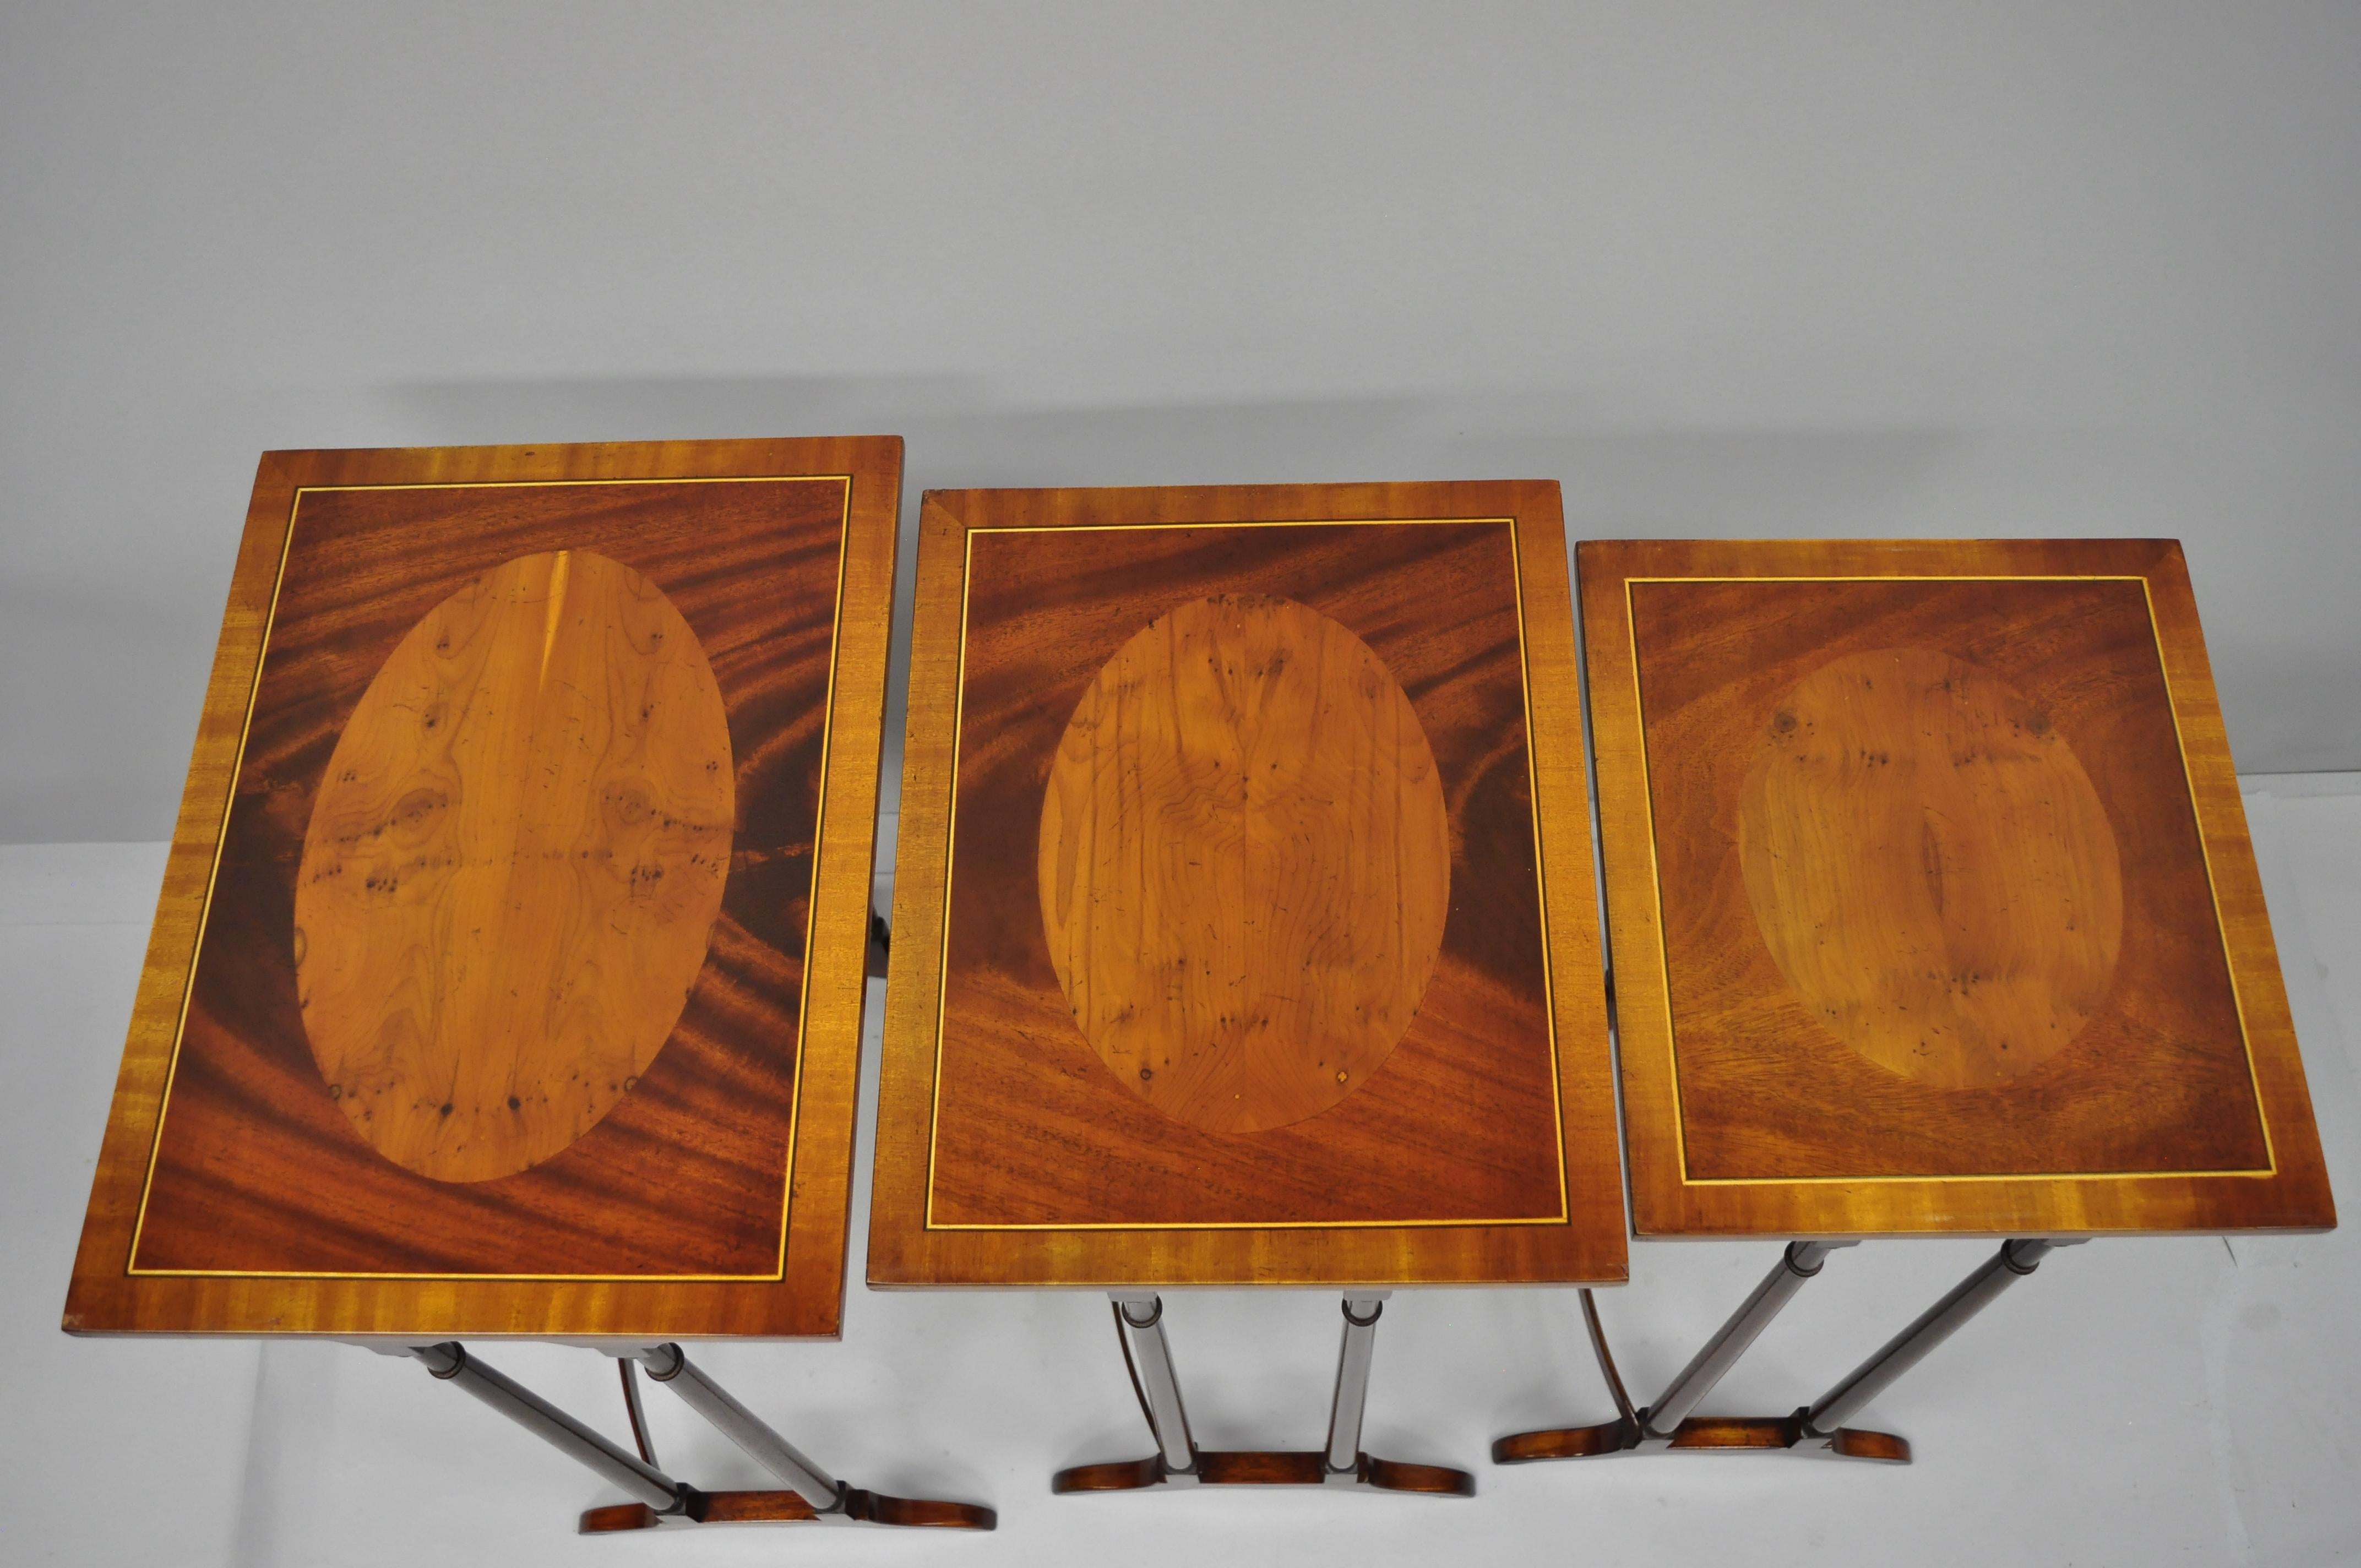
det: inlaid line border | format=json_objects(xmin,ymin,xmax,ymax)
[
  {"xmin": 922, "ymin": 515, "xmax": 1578, "ymax": 1232},
  {"xmin": 1615, "ymin": 571, "xmax": 2275, "ymax": 1189},
  {"xmin": 127, "ymin": 473, "xmax": 857, "ymax": 1281}
]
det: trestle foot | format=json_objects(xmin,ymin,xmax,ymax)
[
  {"xmin": 1057, "ymin": 1294, "xmax": 1473, "ymax": 1500},
  {"xmin": 580, "ymin": 1485, "xmax": 997, "ymax": 1532},
  {"xmin": 1053, "ymin": 1450, "xmax": 1476, "ymax": 1495}
]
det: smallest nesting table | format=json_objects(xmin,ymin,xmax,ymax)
[
  {"xmin": 1499, "ymin": 537, "xmax": 2335, "ymax": 1467},
  {"xmin": 869, "ymin": 481, "xmax": 1628, "ymax": 1495}
]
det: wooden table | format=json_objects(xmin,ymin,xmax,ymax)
[
  {"xmin": 1497, "ymin": 537, "xmax": 2336, "ymax": 1468},
  {"xmin": 869, "ymin": 481, "xmax": 1624, "ymax": 1496},
  {"xmin": 62, "ymin": 438, "xmax": 990, "ymax": 1534}
]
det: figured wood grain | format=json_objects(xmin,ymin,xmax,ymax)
[
  {"xmin": 65, "ymin": 437, "xmax": 902, "ymax": 1340},
  {"xmin": 1737, "ymin": 646, "xmax": 2124, "ymax": 1089},
  {"xmin": 1631, "ymin": 571, "xmax": 2262, "ymax": 1183},
  {"xmin": 1038, "ymin": 593, "xmax": 1451, "ymax": 1133},
  {"xmin": 920, "ymin": 516, "xmax": 1561, "ymax": 1232},
  {"xmin": 139, "ymin": 488, "xmax": 813, "ymax": 1281},
  {"xmin": 1579, "ymin": 537, "xmax": 2335, "ymax": 1238},
  {"xmin": 297, "ymin": 549, "xmax": 734, "ymax": 1180},
  {"xmin": 869, "ymin": 481, "xmax": 1625, "ymax": 1289},
  {"xmin": 951, "ymin": 522, "xmax": 1555, "ymax": 1228}
]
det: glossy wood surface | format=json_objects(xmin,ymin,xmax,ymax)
[
  {"xmin": 65, "ymin": 437, "xmax": 902, "ymax": 1338},
  {"xmin": 1051, "ymin": 1450, "xmax": 1477, "ymax": 1495},
  {"xmin": 1737, "ymin": 646, "xmax": 2123, "ymax": 1089},
  {"xmin": 296, "ymin": 548, "xmax": 736, "ymax": 1182},
  {"xmin": 1492, "ymin": 1413, "xmax": 1908, "ymax": 1464},
  {"xmin": 579, "ymin": 1486, "xmax": 997, "ymax": 1532},
  {"xmin": 871, "ymin": 482, "xmax": 1623, "ymax": 1289},
  {"xmin": 1038, "ymin": 592, "xmax": 1452, "ymax": 1133},
  {"xmin": 1581, "ymin": 538, "xmax": 2335, "ymax": 1237}
]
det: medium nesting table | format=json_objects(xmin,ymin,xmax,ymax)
[
  {"xmin": 1497, "ymin": 537, "xmax": 2335, "ymax": 1467},
  {"xmin": 868, "ymin": 481, "xmax": 1626, "ymax": 1498},
  {"xmin": 64, "ymin": 438, "xmax": 992, "ymax": 1534}
]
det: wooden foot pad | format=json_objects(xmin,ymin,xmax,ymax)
[
  {"xmin": 1053, "ymin": 1450, "xmax": 1475, "ymax": 1496},
  {"xmin": 580, "ymin": 1484, "xmax": 998, "ymax": 1533},
  {"xmin": 1492, "ymin": 1412, "xmax": 1908, "ymax": 1465}
]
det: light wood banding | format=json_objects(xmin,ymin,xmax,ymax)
[
  {"xmin": 295, "ymin": 549, "xmax": 733, "ymax": 1182},
  {"xmin": 1038, "ymin": 594, "xmax": 1450, "ymax": 1134}
]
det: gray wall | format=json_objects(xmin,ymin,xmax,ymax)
[{"xmin": 6, "ymin": 2, "xmax": 2358, "ymax": 842}]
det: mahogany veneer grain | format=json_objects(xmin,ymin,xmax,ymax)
[
  {"xmin": 65, "ymin": 438, "xmax": 901, "ymax": 1338},
  {"xmin": 1580, "ymin": 537, "xmax": 2335, "ymax": 1238}
]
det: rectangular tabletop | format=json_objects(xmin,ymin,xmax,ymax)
[
  {"xmin": 869, "ymin": 481, "xmax": 1625, "ymax": 1288},
  {"xmin": 64, "ymin": 438, "xmax": 902, "ymax": 1339},
  {"xmin": 1581, "ymin": 537, "xmax": 2335, "ymax": 1239}
]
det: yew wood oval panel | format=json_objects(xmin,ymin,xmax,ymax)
[
  {"xmin": 1737, "ymin": 646, "xmax": 2124, "ymax": 1089},
  {"xmin": 1036, "ymin": 594, "xmax": 1451, "ymax": 1134},
  {"xmin": 294, "ymin": 549, "xmax": 734, "ymax": 1182}
]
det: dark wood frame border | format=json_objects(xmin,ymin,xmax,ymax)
[
  {"xmin": 64, "ymin": 437, "xmax": 902, "ymax": 1338},
  {"xmin": 1579, "ymin": 537, "xmax": 2335, "ymax": 1239}
]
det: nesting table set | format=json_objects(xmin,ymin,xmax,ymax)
[{"xmin": 65, "ymin": 440, "xmax": 2335, "ymax": 1537}]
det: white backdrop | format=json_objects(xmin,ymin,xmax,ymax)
[{"xmin": 4, "ymin": 2, "xmax": 2359, "ymax": 842}]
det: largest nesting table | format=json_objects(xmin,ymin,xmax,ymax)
[
  {"xmin": 869, "ymin": 481, "xmax": 1626, "ymax": 1496},
  {"xmin": 63, "ymin": 437, "xmax": 991, "ymax": 1534}
]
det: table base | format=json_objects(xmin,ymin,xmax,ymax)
[
  {"xmin": 395, "ymin": 1341, "xmax": 994, "ymax": 1533},
  {"xmin": 581, "ymin": 1484, "xmax": 995, "ymax": 1532},
  {"xmin": 1494, "ymin": 1238, "xmax": 2080, "ymax": 1469},
  {"xmin": 1056, "ymin": 1450, "xmax": 1475, "ymax": 1495},
  {"xmin": 1053, "ymin": 1294, "xmax": 1475, "ymax": 1500},
  {"xmin": 1494, "ymin": 1411, "xmax": 1907, "ymax": 1464}
]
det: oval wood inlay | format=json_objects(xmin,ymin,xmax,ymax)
[
  {"xmin": 1737, "ymin": 646, "xmax": 2124, "ymax": 1089},
  {"xmin": 294, "ymin": 549, "xmax": 734, "ymax": 1182},
  {"xmin": 1037, "ymin": 594, "xmax": 1451, "ymax": 1134}
]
